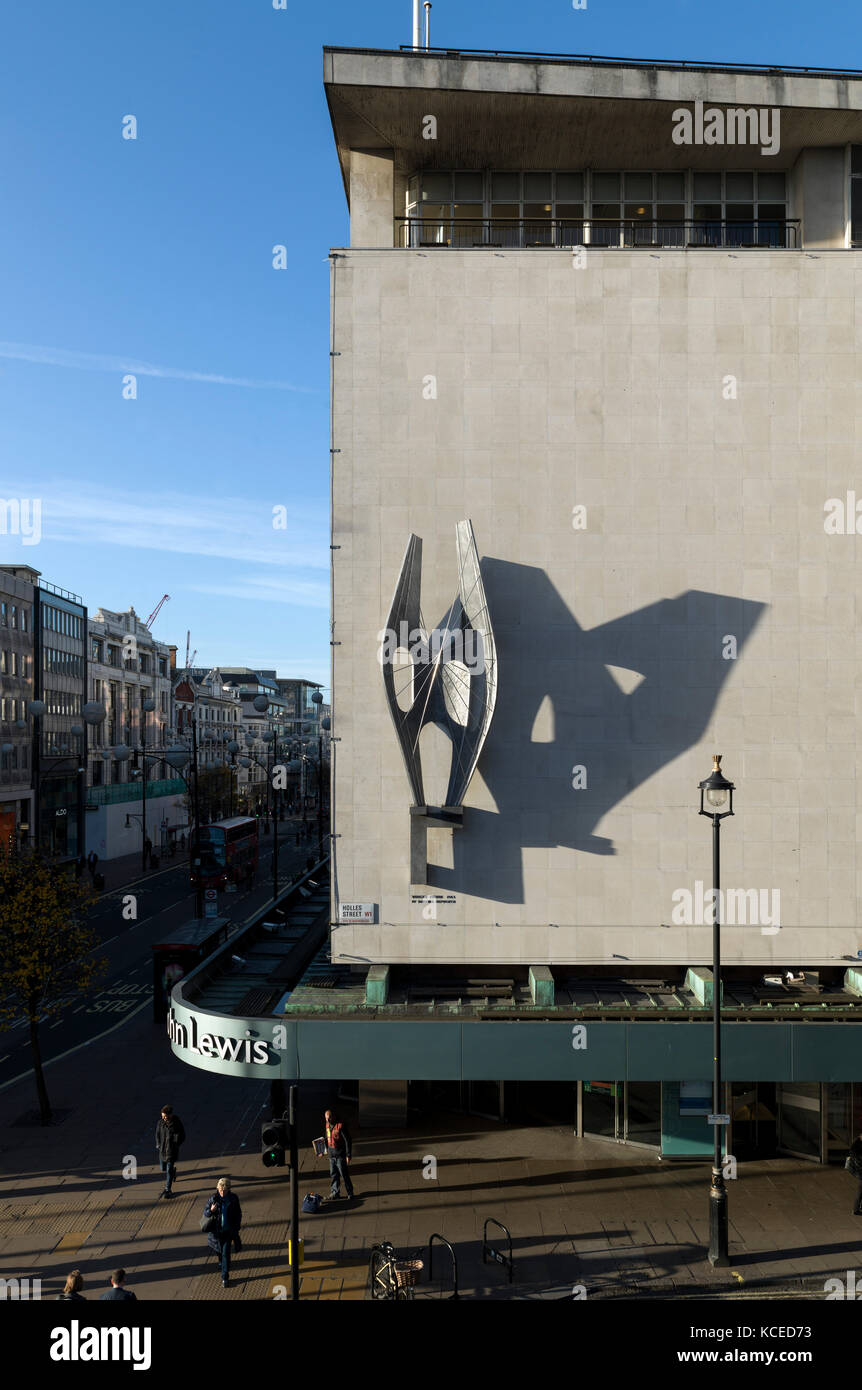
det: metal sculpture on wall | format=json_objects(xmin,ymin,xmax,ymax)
[{"xmin": 381, "ymin": 520, "xmax": 497, "ymax": 883}]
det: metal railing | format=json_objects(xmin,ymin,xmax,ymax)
[
  {"xmin": 392, "ymin": 45, "xmax": 862, "ymax": 78},
  {"xmin": 397, "ymin": 217, "xmax": 799, "ymax": 250},
  {"xmin": 36, "ymin": 579, "xmax": 83, "ymax": 603}
]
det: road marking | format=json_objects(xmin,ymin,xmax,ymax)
[{"xmin": 0, "ymin": 998, "xmax": 150, "ymax": 1095}]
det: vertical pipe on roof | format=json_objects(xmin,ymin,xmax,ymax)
[{"xmin": 412, "ymin": 0, "xmax": 420, "ymax": 50}]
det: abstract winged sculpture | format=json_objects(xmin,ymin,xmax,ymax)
[{"xmin": 381, "ymin": 520, "xmax": 497, "ymax": 885}]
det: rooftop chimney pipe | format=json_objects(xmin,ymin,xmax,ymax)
[
  {"xmin": 424, "ymin": 2, "xmax": 431, "ymax": 48},
  {"xmin": 412, "ymin": 0, "xmax": 420, "ymax": 50}
]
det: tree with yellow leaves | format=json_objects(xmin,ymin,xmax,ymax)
[{"xmin": 0, "ymin": 845, "xmax": 106, "ymax": 1125}]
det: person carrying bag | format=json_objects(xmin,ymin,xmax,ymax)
[{"xmin": 846, "ymin": 1131, "xmax": 862, "ymax": 1216}]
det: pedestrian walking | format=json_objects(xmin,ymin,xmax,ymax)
[
  {"xmin": 306, "ymin": 855, "xmax": 315, "ymax": 873},
  {"xmin": 848, "ymin": 1130, "xmax": 862, "ymax": 1215},
  {"xmin": 155, "ymin": 1103, "xmax": 186, "ymax": 1199},
  {"xmin": 180, "ymin": 832, "xmax": 186, "ymax": 851},
  {"xmin": 87, "ymin": 850, "xmax": 98, "ymax": 878},
  {"xmin": 57, "ymin": 1270, "xmax": 85, "ymax": 1301},
  {"xmin": 144, "ymin": 836, "xmax": 152, "ymax": 867},
  {"xmin": 74, "ymin": 855, "xmax": 85, "ymax": 881},
  {"xmin": 203, "ymin": 1177, "xmax": 242, "ymax": 1288},
  {"xmin": 99, "ymin": 1269, "xmax": 137, "ymax": 1301},
  {"xmin": 324, "ymin": 1108, "xmax": 354, "ymax": 1200},
  {"xmin": 295, "ymin": 829, "xmax": 301, "ymax": 846}
]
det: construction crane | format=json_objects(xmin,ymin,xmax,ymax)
[
  {"xmin": 147, "ymin": 593, "xmax": 170, "ymax": 627},
  {"xmin": 184, "ymin": 631, "xmax": 197, "ymax": 675}
]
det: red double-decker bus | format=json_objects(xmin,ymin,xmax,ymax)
[{"xmin": 191, "ymin": 817, "xmax": 259, "ymax": 891}]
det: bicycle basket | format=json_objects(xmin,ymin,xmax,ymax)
[{"xmin": 394, "ymin": 1259, "xmax": 423, "ymax": 1288}]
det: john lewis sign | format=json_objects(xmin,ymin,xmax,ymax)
[{"xmin": 166, "ymin": 1003, "xmax": 280, "ymax": 1077}]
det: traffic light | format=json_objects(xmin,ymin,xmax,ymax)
[{"xmin": 261, "ymin": 1117, "xmax": 289, "ymax": 1168}]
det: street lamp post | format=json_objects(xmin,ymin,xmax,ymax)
[
  {"xmin": 698, "ymin": 753, "xmax": 736, "ymax": 1269},
  {"xmin": 140, "ymin": 696, "xmax": 156, "ymax": 872}
]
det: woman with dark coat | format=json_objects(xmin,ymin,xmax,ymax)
[
  {"xmin": 204, "ymin": 1177, "xmax": 242, "ymax": 1288},
  {"xmin": 849, "ymin": 1133, "xmax": 862, "ymax": 1216}
]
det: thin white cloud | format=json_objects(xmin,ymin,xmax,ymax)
[
  {"xmin": 0, "ymin": 341, "xmax": 317, "ymax": 393},
  {"xmin": 35, "ymin": 485, "xmax": 329, "ymax": 570},
  {"xmin": 190, "ymin": 579, "xmax": 330, "ymax": 610}
]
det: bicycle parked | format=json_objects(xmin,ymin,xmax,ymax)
[{"xmin": 368, "ymin": 1241, "xmax": 423, "ymax": 1300}]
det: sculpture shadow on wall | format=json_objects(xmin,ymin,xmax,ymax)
[{"xmin": 423, "ymin": 559, "xmax": 766, "ymax": 905}]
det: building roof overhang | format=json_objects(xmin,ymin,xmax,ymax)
[{"xmin": 323, "ymin": 47, "xmax": 862, "ymax": 197}]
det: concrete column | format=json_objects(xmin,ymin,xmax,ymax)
[
  {"xmin": 791, "ymin": 147, "xmax": 847, "ymax": 249},
  {"xmin": 349, "ymin": 149, "xmax": 396, "ymax": 247}
]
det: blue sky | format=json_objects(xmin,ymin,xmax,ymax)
[{"xmin": 1, "ymin": 0, "xmax": 858, "ymax": 690}]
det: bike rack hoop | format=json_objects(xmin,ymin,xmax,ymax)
[
  {"xmin": 482, "ymin": 1217, "xmax": 514, "ymax": 1283},
  {"xmin": 427, "ymin": 1233, "xmax": 459, "ymax": 1300}
]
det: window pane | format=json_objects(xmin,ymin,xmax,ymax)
[
  {"xmin": 556, "ymin": 173, "xmax": 583, "ymax": 200},
  {"xmin": 624, "ymin": 202, "xmax": 653, "ymax": 219},
  {"xmin": 422, "ymin": 174, "xmax": 451, "ymax": 202},
  {"xmin": 453, "ymin": 202, "xmax": 482, "ymax": 219},
  {"xmin": 694, "ymin": 203, "xmax": 722, "ymax": 220},
  {"xmin": 492, "ymin": 172, "xmax": 519, "ymax": 200},
  {"xmin": 852, "ymin": 180, "xmax": 862, "ymax": 243},
  {"xmin": 556, "ymin": 203, "xmax": 584, "ymax": 220},
  {"xmin": 524, "ymin": 201, "xmax": 552, "ymax": 218},
  {"xmin": 624, "ymin": 173, "xmax": 652, "ymax": 200},
  {"xmin": 726, "ymin": 172, "xmax": 754, "ymax": 200},
  {"xmin": 524, "ymin": 172, "xmax": 551, "ymax": 200},
  {"xmin": 757, "ymin": 171, "xmax": 786, "ymax": 199},
  {"xmin": 657, "ymin": 172, "xmax": 684, "ymax": 199},
  {"xmin": 693, "ymin": 172, "xmax": 721, "ymax": 200},
  {"xmin": 592, "ymin": 172, "xmax": 620, "ymax": 200},
  {"xmin": 852, "ymin": 146, "xmax": 862, "ymax": 176},
  {"xmin": 658, "ymin": 203, "xmax": 685, "ymax": 220},
  {"xmin": 454, "ymin": 172, "xmax": 483, "ymax": 201},
  {"xmin": 758, "ymin": 203, "xmax": 786, "ymax": 220},
  {"xmin": 726, "ymin": 203, "xmax": 754, "ymax": 220}
]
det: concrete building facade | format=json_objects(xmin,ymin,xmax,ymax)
[
  {"xmin": 325, "ymin": 48, "xmax": 862, "ymax": 974},
  {"xmin": 86, "ymin": 605, "xmax": 178, "ymax": 860}
]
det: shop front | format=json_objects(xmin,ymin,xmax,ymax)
[{"xmin": 39, "ymin": 776, "xmax": 79, "ymax": 859}]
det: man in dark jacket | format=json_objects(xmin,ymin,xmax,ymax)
[
  {"xmin": 204, "ymin": 1178, "xmax": 242, "ymax": 1288},
  {"xmin": 155, "ymin": 1103, "xmax": 186, "ymax": 1199},
  {"xmin": 324, "ymin": 1109, "xmax": 354, "ymax": 1200},
  {"xmin": 99, "ymin": 1269, "xmax": 137, "ymax": 1301},
  {"xmin": 850, "ymin": 1132, "xmax": 862, "ymax": 1215}
]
